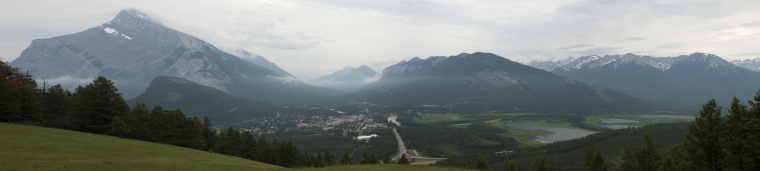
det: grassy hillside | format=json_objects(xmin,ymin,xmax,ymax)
[
  {"xmin": 296, "ymin": 165, "xmax": 471, "ymax": 171},
  {"xmin": 0, "ymin": 123, "xmax": 471, "ymax": 171},
  {"xmin": 0, "ymin": 123, "xmax": 283, "ymax": 171}
]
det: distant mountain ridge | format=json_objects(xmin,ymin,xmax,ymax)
[
  {"xmin": 345, "ymin": 52, "xmax": 655, "ymax": 113},
  {"xmin": 529, "ymin": 53, "xmax": 760, "ymax": 111},
  {"xmin": 10, "ymin": 9, "xmax": 339, "ymax": 104},
  {"xmin": 231, "ymin": 49, "xmax": 294, "ymax": 77},
  {"xmin": 129, "ymin": 76, "xmax": 279, "ymax": 125},
  {"xmin": 310, "ymin": 65, "xmax": 379, "ymax": 92},
  {"xmin": 731, "ymin": 58, "xmax": 760, "ymax": 72}
]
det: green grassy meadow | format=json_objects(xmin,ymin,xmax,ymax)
[{"xmin": 0, "ymin": 123, "xmax": 470, "ymax": 171}]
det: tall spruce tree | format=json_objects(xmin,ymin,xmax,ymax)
[
  {"xmin": 683, "ymin": 99, "xmax": 724, "ymax": 171},
  {"xmin": 340, "ymin": 152, "xmax": 352, "ymax": 165},
  {"xmin": 475, "ymin": 156, "xmax": 490, "ymax": 170},
  {"xmin": 583, "ymin": 144, "xmax": 607, "ymax": 171},
  {"xmin": 397, "ymin": 154, "xmax": 410, "ymax": 165},
  {"xmin": 73, "ymin": 76, "xmax": 129, "ymax": 134},
  {"xmin": 724, "ymin": 96, "xmax": 752, "ymax": 170}
]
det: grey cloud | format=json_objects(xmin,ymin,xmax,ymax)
[
  {"xmin": 558, "ymin": 44, "xmax": 594, "ymax": 51},
  {"xmin": 659, "ymin": 43, "xmax": 682, "ymax": 49}
]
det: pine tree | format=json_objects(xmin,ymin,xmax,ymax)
[
  {"xmin": 107, "ymin": 116, "xmax": 130, "ymax": 138},
  {"xmin": 382, "ymin": 154, "xmax": 391, "ymax": 164},
  {"xmin": 340, "ymin": 152, "xmax": 352, "ymax": 165},
  {"xmin": 72, "ymin": 76, "xmax": 129, "ymax": 134},
  {"xmin": 475, "ymin": 156, "xmax": 490, "ymax": 170},
  {"xmin": 724, "ymin": 96, "xmax": 752, "ymax": 170},
  {"xmin": 638, "ymin": 135, "xmax": 660, "ymax": 171},
  {"xmin": 202, "ymin": 117, "xmax": 216, "ymax": 151},
  {"xmin": 369, "ymin": 153, "xmax": 378, "ymax": 164},
  {"xmin": 508, "ymin": 162, "xmax": 519, "ymax": 171},
  {"xmin": 683, "ymin": 99, "xmax": 724, "ymax": 171},
  {"xmin": 528, "ymin": 158, "xmax": 555, "ymax": 171},
  {"xmin": 583, "ymin": 144, "xmax": 607, "ymax": 171},
  {"xmin": 39, "ymin": 84, "xmax": 74, "ymax": 129},
  {"xmin": 323, "ymin": 151, "xmax": 335, "ymax": 166},
  {"xmin": 397, "ymin": 154, "xmax": 410, "ymax": 165},
  {"xmin": 360, "ymin": 152, "xmax": 369, "ymax": 164}
]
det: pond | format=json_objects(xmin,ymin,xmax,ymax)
[{"xmin": 504, "ymin": 122, "xmax": 597, "ymax": 143}]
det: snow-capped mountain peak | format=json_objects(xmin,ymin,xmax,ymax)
[
  {"xmin": 111, "ymin": 9, "xmax": 163, "ymax": 26},
  {"xmin": 731, "ymin": 58, "xmax": 760, "ymax": 72}
]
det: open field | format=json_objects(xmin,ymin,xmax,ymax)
[
  {"xmin": 0, "ymin": 123, "xmax": 285, "ymax": 171},
  {"xmin": 584, "ymin": 114, "xmax": 694, "ymax": 129},
  {"xmin": 295, "ymin": 164, "xmax": 472, "ymax": 171}
]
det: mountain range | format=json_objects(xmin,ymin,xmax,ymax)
[
  {"xmin": 310, "ymin": 65, "xmax": 379, "ymax": 92},
  {"xmin": 11, "ymin": 9, "xmax": 759, "ymax": 115},
  {"xmin": 10, "ymin": 9, "xmax": 339, "ymax": 104},
  {"xmin": 731, "ymin": 58, "xmax": 760, "ymax": 72},
  {"xmin": 344, "ymin": 52, "xmax": 656, "ymax": 113},
  {"xmin": 525, "ymin": 53, "xmax": 760, "ymax": 111}
]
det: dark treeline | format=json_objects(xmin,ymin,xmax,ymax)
[{"xmin": 0, "ymin": 61, "xmax": 354, "ymax": 168}]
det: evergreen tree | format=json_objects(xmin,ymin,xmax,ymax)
[
  {"xmin": 107, "ymin": 116, "xmax": 130, "ymax": 138},
  {"xmin": 475, "ymin": 156, "xmax": 490, "ymax": 170},
  {"xmin": 683, "ymin": 99, "xmax": 724, "ymax": 171},
  {"xmin": 39, "ymin": 84, "xmax": 74, "ymax": 128},
  {"xmin": 508, "ymin": 162, "xmax": 519, "ymax": 171},
  {"xmin": 72, "ymin": 76, "xmax": 129, "ymax": 134},
  {"xmin": 583, "ymin": 144, "xmax": 607, "ymax": 171},
  {"xmin": 0, "ymin": 61, "xmax": 41, "ymax": 123},
  {"xmin": 340, "ymin": 152, "xmax": 352, "ymax": 165},
  {"xmin": 382, "ymin": 154, "xmax": 391, "ymax": 164},
  {"xmin": 202, "ymin": 117, "xmax": 216, "ymax": 151},
  {"xmin": 724, "ymin": 96, "xmax": 752, "ymax": 170},
  {"xmin": 323, "ymin": 151, "xmax": 336, "ymax": 166},
  {"xmin": 369, "ymin": 153, "xmax": 378, "ymax": 164},
  {"xmin": 397, "ymin": 154, "xmax": 410, "ymax": 165},
  {"xmin": 360, "ymin": 152, "xmax": 370, "ymax": 164},
  {"xmin": 128, "ymin": 103, "xmax": 155, "ymax": 141},
  {"xmin": 17, "ymin": 86, "xmax": 42, "ymax": 122},
  {"xmin": 528, "ymin": 158, "xmax": 555, "ymax": 171},
  {"xmin": 619, "ymin": 135, "xmax": 661, "ymax": 171},
  {"xmin": 659, "ymin": 144, "xmax": 695, "ymax": 171}
]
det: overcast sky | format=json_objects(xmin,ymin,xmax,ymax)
[{"xmin": 1, "ymin": 0, "xmax": 759, "ymax": 79}]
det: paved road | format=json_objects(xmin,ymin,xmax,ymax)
[
  {"xmin": 392, "ymin": 128, "xmax": 446, "ymax": 165},
  {"xmin": 392, "ymin": 128, "xmax": 407, "ymax": 159}
]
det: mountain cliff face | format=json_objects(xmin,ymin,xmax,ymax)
[
  {"xmin": 345, "ymin": 52, "xmax": 655, "ymax": 113},
  {"xmin": 11, "ymin": 9, "xmax": 339, "ymax": 104},
  {"xmin": 547, "ymin": 53, "xmax": 760, "ymax": 111}
]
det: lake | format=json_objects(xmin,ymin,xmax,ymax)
[{"xmin": 504, "ymin": 122, "xmax": 597, "ymax": 143}]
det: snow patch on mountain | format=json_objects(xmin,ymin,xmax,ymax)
[
  {"xmin": 731, "ymin": 58, "xmax": 760, "ymax": 72},
  {"xmin": 101, "ymin": 27, "xmax": 132, "ymax": 40}
]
